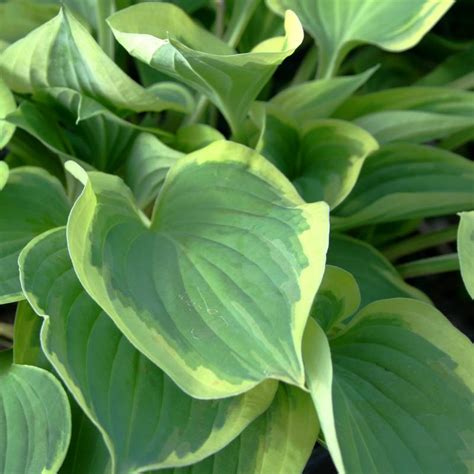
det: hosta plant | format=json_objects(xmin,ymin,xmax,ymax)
[{"xmin": 0, "ymin": 0, "xmax": 473, "ymax": 473}]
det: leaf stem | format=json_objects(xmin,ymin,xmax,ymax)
[
  {"xmin": 183, "ymin": 95, "xmax": 209, "ymax": 126},
  {"xmin": 224, "ymin": 0, "xmax": 259, "ymax": 49},
  {"xmin": 383, "ymin": 226, "xmax": 458, "ymax": 261},
  {"xmin": 397, "ymin": 253, "xmax": 460, "ymax": 279},
  {"xmin": 290, "ymin": 46, "xmax": 318, "ymax": 85}
]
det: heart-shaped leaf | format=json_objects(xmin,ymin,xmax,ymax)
[
  {"xmin": 267, "ymin": 0, "xmax": 453, "ymax": 78},
  {"xmin": 159, "ymin": 384, "xmax": 318, "ymax": 474},
  {"xmin": 0, "ymin": 77, "xmax": 15, "ymax": 148},
  {"xmin": 327, "ymin": 234, "xmax": 429, "ymax": 307},
  {"xmin": 0, "ymin": 167, "xmax": 69, "ymax": 303},
  {"xmin": 458, "ymin": 211, "xmax": 474, "ymax": 299},
  {"xmin": 0, "ymin": 351, "xmax": 71, "ymax": 474},
  {"xmin": 66, "ymin": 140, "xmax": 330, "ymax": 398},
  {"xmin": 333, "ymin": 143, "xmax": 474, "ymax": 229},
  {"xmin": 20, "ymin": 226, "xmax": 278, "ymax": 472},
  {"xmin": 107, "ymin": 3, "xmax": 303, "ymax": 134},
  {"xmin": 0, "ymin": 7, "xmax": 193, "ymax": 114},
  {"xmin": 335, "ymin": 87, "xmax": 474, "ymax": 143},
  {"xmin": 259, "ymin": 116, "xmax": 378, "ymax": 208},
  {"xmin": 304, "ymin": 298, "xmax": 474, "ymax": 473}
]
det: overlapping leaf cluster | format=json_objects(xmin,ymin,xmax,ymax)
[{"xmin": 0, "ymin": 1, "xmax": 473, "ymax": 473}]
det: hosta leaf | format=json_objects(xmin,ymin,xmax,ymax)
[
  {"xmin": 20, "ymin": 227, "xmax": 277, "ymax": 472},
  {"xmin": 0, "ymin": 161, "xmax": 7, "ymax": 190},
  {"xmin": 260, "ymin": 116, "xmax": 378, "ymax": 208},
  {"xmin": 13, "ymin": 301, "xmax": 50, "ymax": 369},
  {"xmin": 0, "ymin": 77, "xmax": 15, "ymax": 148},
  {"xmin": 159, "ymin": 384, "xmax": 318, "ymax": 474},
  {"xmin": 335, "ymin": 87, "xmax": 474, "ymax": 144},
  {"xmin": 311, "ymin": 265, "xmax": 360, "ymax": 336},
  {"xmin": 267, "ymin": 67, "xmax": 376, "ymax": 127},
  {"xmin": 333, "ymin": 144, "xmax": 474, "ymax": 229},
  {"xmin": 173, "ymin": 124, "xmax": 225, "ymax": 154},
  {"xmin": 267, "ymin": 0, "xmax": 453, "ymax": 78},
  {"xmin": 304, "ymin": 298, "xmax": 474, "ymax": 473},
  {"xmin": 327, "ymin": 234, "xmax": 429, "ymax": 307},
  {"xmin": 0, "ymin": 1, "xmax": 59, "ymax": 43},
  {"xmin": 0, "ymin": 167, "xmax": 69, "ymax": 303},
  {"xmin": 417, "ymin": 45, "xmax": 474, "ymax": 89},
  {"xmin": 125, "ymin": 133, "xmax": 184, "ymax": 209},
  {"xmin": 0, "ymin": 351, "xmax": 71, "ymax": 474},
  {"xmin": 66, "ymin": 140, "xmax": 330, "ymax": 398},
  {"xmin": 0, "ymin": 8, "xmax": 192, "ymax": 114},
  {"xmin": 108, "ymin": 3, "xmax": 303, "ymax": 134},
  {"xmin": 458, "ymin": 211, "xmax": 474, "ymax": 299},
  {"xmin": 61, "ymin": 404, "xmax": 111, "ymax": 474}
]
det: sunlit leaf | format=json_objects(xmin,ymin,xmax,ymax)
[
  {"xmin": 20, "ymin": 226, "xmax": 277, "ymax": 472},
  {"xmin": 0, "ymin": 7, "xmax": 193, "ymax": 114},
  {"xmin": 108, "ymin": 3, "xmax": 303, "ymax": 134},
  {"xmin": 66, "ymin": 140, "xmax": 329, "ymax": 398},
  {"xmin": 267, "ymin": 0, "xmax": 453, "ymax": 78}
]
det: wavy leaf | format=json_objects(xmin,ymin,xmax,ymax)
[
  {"xmin": 304, "ymin": 298, "xmax": 474, "ymax": 473},
  {"xmin": 159, "ymin": 384, "xmax": 318, "ymax": 474},
  {"xmin": 333, "ymin": 144, "xmax": 474, "ymax": 229},
  {"xmin": 108, "ymin": 3, "xmax": 303, "ymax": 134},
  {"xmin": 327, "ymin": 234, "xmax": 429, "ymax": 307},
  {"xmin": 0, "ymin": 167, "xmax": 69, "ymax": 303},
  {"xmin": 458, "ymin": 211, "xmax": 474, "ymax": 299},
  {"xmin": 66, "ymin": 140, "xmax": 329, "ymax": 398},
  {"xmin": 267, "ymin": 0, "xmax": 453, "ymax": 77},
  {"xmin": 20, "ymin": 226, "xmax": 278, "ymax": 472},
  {"xmin": 0, "ymin": 7, "xmax": 193, "ymax": 114},
  {"xmin": 0, "ymin": 351, "xmax": 71, "ymax": 474}
]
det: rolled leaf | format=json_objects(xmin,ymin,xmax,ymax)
[
  {"xmin": 0, "ymin": 7, "xmax": 193, "ymax": 114},
  {"xmin": 107, "ymin": 3, "xmax": 303, "ymax": 134},
  {"xmin": 20, "ymin": 227, "xmax": 278, "ymax": 472},
  {"xmin": 66, "ymin": 141, "xmax": 329, "ymax": 398}
]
